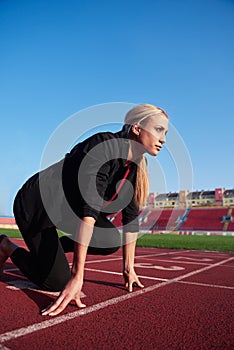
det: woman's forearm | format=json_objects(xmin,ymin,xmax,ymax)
[
  {"xmin": 71, "ymin": 216, "xmax": 95, "ymax": 278},
  {"xmin": 122, "ymin": 232, "xmax": 144, "ymax": 292},
  {"xmin": 122, "ymin": 232, "xmax": 138, "ymax": 272}
]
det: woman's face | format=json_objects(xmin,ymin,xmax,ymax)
[{"xmin": 138, "ymin": 114, "xmax": 168, "ymax": 156}]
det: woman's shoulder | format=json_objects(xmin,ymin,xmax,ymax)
[
  {"xmin": 81, "ymin": 124, "xmax": 130, "ymax": 148},
  {"xmin": 66, "ymin": 126, "xmax": 129, "ymax": 161},
  {"xmin": 82, "ymin": 127, "xmax": 129, "ymax": 152},
  {"xmin": 85, "ymin": 130, "xmax": 118, "ymax": 144},
  {"xmin": 66, "ymin": 131, "xmax": 115, "ymax": 157}
]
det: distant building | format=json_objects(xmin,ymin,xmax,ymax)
[{"xmin": 147, "ymin": 188, "xmax": 234, "ymax": 209}]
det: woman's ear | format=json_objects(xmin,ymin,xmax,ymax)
[{"xmin": 131, "ymin": 124, "xmax": 141, "ymax": 136}]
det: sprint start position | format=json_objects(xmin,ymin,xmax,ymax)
[{"xmin": 0, "ymin": 104, "xmax": 168, "ymax": 316}]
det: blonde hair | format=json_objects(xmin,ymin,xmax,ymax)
[{"xmin": 124, "ymin": 104, "xmax": 168, "ymax": 208}]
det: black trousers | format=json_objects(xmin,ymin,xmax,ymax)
[{"xmin": 12, "ymin": 186, "xmax": 121, "ymax": 292}]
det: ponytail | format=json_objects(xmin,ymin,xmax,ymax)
[{"xmin": 135, "ymin": 155, "xmax": 149, "ymax": 209}]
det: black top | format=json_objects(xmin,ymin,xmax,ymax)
[{"xmin": 38, "ymin": 125, "xmax": 139, "ymax": 234}]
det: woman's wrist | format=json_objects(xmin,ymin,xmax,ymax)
[
  {"xmin": 71, "ymin": 270, "xmax": 84, "ymax": 281},
  {"xmin": 71, "ymin": 259, "xmax": 84, "ymax": 275},
  {"xmin": 123, "ymin": 266, "xmax": 135, "ymax": 274}
]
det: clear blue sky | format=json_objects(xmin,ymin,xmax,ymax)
[{"xmin": 0, "ymin": 0, "xmax": 234, "ymax": 215}]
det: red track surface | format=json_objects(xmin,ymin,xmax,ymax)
[{"xmin": 0, "ymin": 240, "xmax": 234, "ymax": 349}]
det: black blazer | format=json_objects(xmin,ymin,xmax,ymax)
[{"xmin": 25, "ymin": 124, "xmax": 140, "ymax": 235}]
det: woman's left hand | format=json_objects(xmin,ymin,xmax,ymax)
[{"xmin": 123, "ymin": 268, "xmax": 144, "ymax": 292}]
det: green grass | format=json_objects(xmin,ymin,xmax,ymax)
[
  {"xmin": 137, "ymin": 233, "xmax": 234, "ymax": 252},
  {"xmin": 0, "ymin": 228, "xmax": 64, "ymax": 238},
  {"xmin": 0, "ymin": 228, "xmax": 23, "ymax": 238},
  {"xmin": 1, "ymin": 228, "xmax": 233, "ymax": 252}
]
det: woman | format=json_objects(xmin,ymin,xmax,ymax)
[{"xmin": 0, "ymin": 103, "xmax": 168, "ymax": 316}]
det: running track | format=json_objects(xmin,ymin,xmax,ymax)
[{"xmin": 0, "ymin": 239, "xmax": 233, "ymax": 349}]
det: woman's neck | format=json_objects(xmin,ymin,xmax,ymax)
[{"xmin": 127, "ymin": 139, "xmax": 144, "ymax": 161}]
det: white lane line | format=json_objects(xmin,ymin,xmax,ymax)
[
  {"xmin": 170, "ymin": 256, "xmax": 234, "ymax": 282},
  {"xmin": 85, "ymin": 250, "xmax": 190, "ymax": 264},
  {"xmin": 134, "ymin": 263, "xmax": 184, "ymax": 271},
  {"xmin": 177, "ymin": 280, "xmax": 234, "ymax": 290},
  {"xmin": 192, "ymin": 251, "xmax": 230, "ymax": 256},
  {"xmin": 141, "ymin": 258, "xmax": 234, "ymax": 268},
  {"xmin": 85, "ymin": 267, "xmax": 168, "ymax": 281},
  {"xmin": 136, "ymin": 257, "xmax": 212, "ymax": 266},
  {"xmin": 5, "ymin": 279, "xmax": 87, "ymax": 298},
  {"xmin": 172, "ymin": 256, "xmax": 212, "ymax": 262},
  {"xmin": 0, "ymin": 255, "xmax": 233, "ymax": 344}
]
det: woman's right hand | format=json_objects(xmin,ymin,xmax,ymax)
[{"xmin": 41, "ymin": 275, "xmax": 86, "ymax": 316}]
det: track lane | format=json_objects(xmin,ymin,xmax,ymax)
[{"xmin": 0, "ymin": 245, "xmax": 233, "ymax": 349}]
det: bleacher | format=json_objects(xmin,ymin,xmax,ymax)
[
  {"xmin": 139, "ymin": 209, "xmax": 161, "ymax": 231},
  {"xmin": 179, "ymin": 208, "xmax": 228, "ymax": 231},
  {"xmin": 227, "ymin": 221, "xmax": 234, "ymax": 231},
  {"xmin": 110, "ymin": 207, "xmax": 234, "ymax": 233},
  {"xmin": 150, "ymin": 209, "xmax": 185, "ymax": 231},
  {"xmin": 0, "ymin": 217, "xmax": 18, "ymax": 229},
  {"xmin": 225, "ymin": 208, "xmax": 234, "ymax": 231}
]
